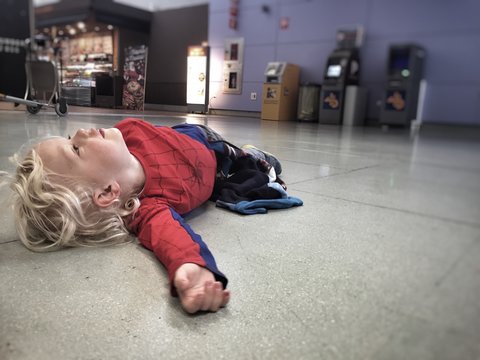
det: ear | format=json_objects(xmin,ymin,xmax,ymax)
[{"xmin": 93, "ymin": 181, "xmax": 121, "ymax": 208}]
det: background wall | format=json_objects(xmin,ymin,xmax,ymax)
[
  {"xmin": 0, "ymin": 0, "xmax": 31, "ymax": 98},
  {"xmin": 208, "ymin": 0, "xmax": 480, "ymax": 125},
  {"xmin": 146, "ymin": 4, "xmax": 208, "ymax": 106}
]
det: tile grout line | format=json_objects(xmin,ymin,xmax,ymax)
[
  {"xmin": 0, "ymin": 239, "xmax": 19, "ymax": 245},
  {"xmin": 287, "ymin": 164, "xmax": 381, "ymax": 186},
  {"xmin": 433, "ymin": 239, "xmax": 480, "ymax": 288},
  {"xmin": 292, "ymin": 188, "xmax": 480, "ymax": 230}
]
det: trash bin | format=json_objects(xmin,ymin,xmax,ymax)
[{"xmin": 297, "ymin": 83, "xmax": 321, "ymax": 121}]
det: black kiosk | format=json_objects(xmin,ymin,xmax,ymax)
[
  {"xmin": 379, "ymin": 44, "xmax": 425, "ymax": 126},
  {"xmin": 319, "ymin": 28, "xmax": 362, "ymax": 124}
]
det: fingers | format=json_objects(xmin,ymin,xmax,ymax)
[
  {"xmin": 180, "ymin": 281, "xmax": 230, "ymax": 314},
  {"xmin": 199, "ymin": 281, "xmax": 218, "ymax": 311},
  {"xmin": 209, "ymin": 282, "xmax": 224, "ymax": 312},
  {"xmin": 182, "ymin": 293, "xmax": 203, "ymax": 314},
  {"xmin": 221, "ymin": 290, "xmax": 230, "ymax": 308},
  {"xmin": 202, "ymin": 282, "xmax": 231, "ymax": 312}
]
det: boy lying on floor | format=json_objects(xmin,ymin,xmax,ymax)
[{"xmin": 3, "ymin": 118, "xmax": 300, "ymax": 314}]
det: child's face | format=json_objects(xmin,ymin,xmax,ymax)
[{"xmin": 36, "ymin": 127, "xmax": 133, "ymax": 187}]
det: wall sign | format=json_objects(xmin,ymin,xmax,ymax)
[
  {"xmin": 229, "ymin": 0, "xmax": 239, "ymax": 30},
  {"xmin": 280, "ymin": 17, "xmax": 289, "ymax": 30}
]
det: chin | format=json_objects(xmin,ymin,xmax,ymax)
[{"xmin": 106, "ymin": 128, "xmax": 123, "ymax": 140}]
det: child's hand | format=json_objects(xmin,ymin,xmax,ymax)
[{"xmin": 174, "ymin": 263, "xmax": 230, "ymax": 314}]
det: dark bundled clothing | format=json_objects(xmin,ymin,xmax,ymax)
[
  {"xmin": 210, "ymin": 152, "xmax": 303, "ymax": 215},
  {"xmin": 211, "ymin": 157, "xmax": 276, "ymax": 202}
]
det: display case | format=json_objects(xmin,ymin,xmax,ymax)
[
  {"xmin": 34, "ymin": 0, "xmax": 152, "ymax": 107},
  {"xmin": 60, "ymin": 33, "xmax": 114, "ymax": 106}
]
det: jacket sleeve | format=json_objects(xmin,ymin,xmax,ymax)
[{"xmin": 128, "ymin": 197, "xmax": 228, "ymax": 296}]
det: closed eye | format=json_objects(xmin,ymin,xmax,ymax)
[
  {"xmin": 67, "ymin": 135, "xmax": 80, "ymax": 155},
  {"xmin": 72, "ymin": 144, "xmax": 80, "ymax": 155}
]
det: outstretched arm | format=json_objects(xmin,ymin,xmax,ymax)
[{"xmin": 128, "ymin": 197, "xmax": 229, "ymax": 313}]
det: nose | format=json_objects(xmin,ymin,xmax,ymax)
[
  {"xmin": 72, "ymin": 128, "xmax": 89, "ymax": 144},
  {"xmin": 74, "ymin": 129, "xmax": 87, "ymax": 139},
  {"xmin": 74, "ymin": 128, "xmax": 98, "ymax": 138},
  {"xmin": 72, "ymin": 128, "xmax": 85, "ymax": 139}
]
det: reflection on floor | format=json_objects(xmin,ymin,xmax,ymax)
[{"xmin": 1, "ymin": 108, "xmax": 479, "ymax": 360}]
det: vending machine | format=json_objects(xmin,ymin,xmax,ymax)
[
  {"xmin": 379, "ymin": 44, "xmax": 425, "ymax": 126},
  {"xmin": 261, "ymin": 62, "xmax": 300, "ymax": 121},
  {"xmin": 186, "ymin": 45, "xmax": 210, "ymax": 113}
]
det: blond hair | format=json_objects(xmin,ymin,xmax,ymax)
[{"xmin": 4, "ymin": 148, "xmax": 140, "ymax": 252}]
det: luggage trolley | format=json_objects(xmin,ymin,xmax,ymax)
[{"xmin": 0, "ymin": 40, "xmax": 68, "ymax": 116}]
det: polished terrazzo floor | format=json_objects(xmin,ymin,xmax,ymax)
[{"xmin": 0, "ymin": 107, "xmax": 479, "ymax": 360}]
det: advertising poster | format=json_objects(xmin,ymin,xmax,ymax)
[
  {"xmin": 123, "ymin": 45, "xmax": 148, "ymax": 110},
  {"xmin": 385, "ymin": 90, "xmax": 406, "ymax": 111},
  {"xmin": 322, "ymin": 91, "xmax": 341, "ymax": 110},
  {"xmin": 186, "ymin": 46, "xmax": 208, "ymax": 106}
]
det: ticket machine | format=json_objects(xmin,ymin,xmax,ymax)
[
  {"xmin": 379, "ymin": 44, "xmax": 425, "ymax": 126},
  {"xmin": 319, "ymin": 27, "xmax": 364, "ymax": 125},
  {"xmin": 261, "ymin": 62, "xmax": 300, "ymax": 121},
  {"xmin": 318, "ymin": 49, "xmax": 360, "ymax": 124}
]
